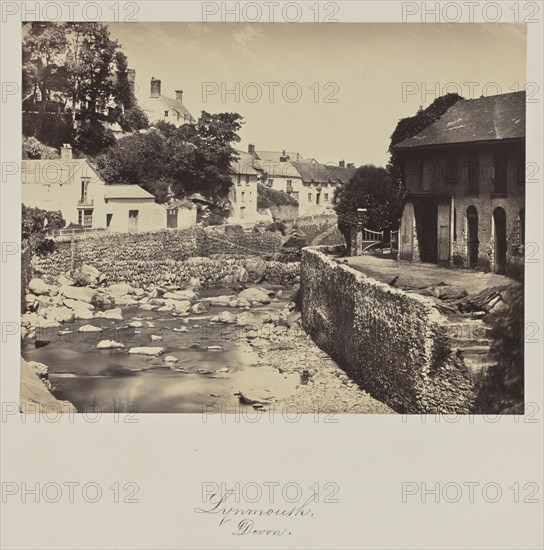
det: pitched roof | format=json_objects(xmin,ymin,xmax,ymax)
[
  {"xmin": 291, "ymin": 160, "xmax": 356, "ymax": 184},
  {"xmin": 253, "ymin": 158, "xmax": 302, "ymax": 178},
  {"xmin": 159, "ymin": 94, "xmax": 194, "ymax": 121},
  {"xmin": 104, "ymin": 185, "xmax": 155, "ymax": 199},
  {"xmin": 255, "ymin": 150, "xmax": 304, "ymax": 162},
  {"xmin": 230, "ymin": 151, "xmax": 262, "ymax": 175},
  {"xmin": 395, "ymin": 91, "xmax": 525, "ymax": 149},
  {"xmin": 22, "ymin": 159, "xmax": 101, "ymax": 185}
]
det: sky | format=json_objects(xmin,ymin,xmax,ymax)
[{"xmin": 107, "ymin": 23, "xmax": 526, "ymax": 167}]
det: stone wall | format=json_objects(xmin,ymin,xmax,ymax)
[
  {"xmin": 32, "ymin": 226, "xmax": 297, "ymax": 289},
  {"xmin": 300, "ymin": 247, "xmax": 476, "ymax": 413}
]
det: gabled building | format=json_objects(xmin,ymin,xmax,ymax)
[
  {"xmin": 393, "ymin": 91, "xmax": 525, "ymax": 275},
  {"xmin": 22, "ymin": 144, "xmax": 173, "ymax": 233},
  {"xmin": 228, "ymin": 150, "xmax": 263, "ymax": 224},
  {"xmin": 140, "ymin": 77, "xmax": 195, "ymax": 127}
]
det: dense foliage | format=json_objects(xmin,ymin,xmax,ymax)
[
  {"xmin": 22, "ymin": 205, "xmax": 65, "ymax": 252},
  {"xmin": 333, "ymin": 165, "xmax": 405, "ymax": 249},
  {"xmin": 257, "ymin": 183, "xmax": 299, "ymax": 209},
  {"xmin": 95, "ymin": 112, "xmax": 243, "ymax": 204}
]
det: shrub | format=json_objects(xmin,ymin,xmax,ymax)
[{"xmin": 267, "ymin": 221, "xmax": 287, "ymax": 235}]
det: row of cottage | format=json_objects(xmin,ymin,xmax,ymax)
[{"xmin": 22, "ymin": 142, "xmax": 353, "ymax": 233}]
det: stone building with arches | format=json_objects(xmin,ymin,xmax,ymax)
[{"xmin": 394, "ymin": 91, "xmax": 525, "ymax": 277}]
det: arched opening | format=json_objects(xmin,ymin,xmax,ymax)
[
  {"xmin": 493, "ymin": 207, "xmax": 507, "ymax": 274},
  {"xmin": 466, "ymin": 206, "xmax": 479, "ymax": 268}
]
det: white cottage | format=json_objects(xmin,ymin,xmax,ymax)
[{"xmin": 22, "ymin": 145, "xmax": 168, "ymax": 233}]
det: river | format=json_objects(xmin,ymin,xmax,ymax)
[{"xmin": 21, "ymin": 288, "xmax": 303, "ymax": 413}]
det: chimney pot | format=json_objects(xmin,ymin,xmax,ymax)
[
  {"xmin": 60, "ymin": 144, "xmax": 72, "ymax": 160},
  {"xmin": 248, "ymin": 144, "xmax": 256, "ymax": 156},
  {"xmin": 339, "ymin": 160, "xmax": 345, "ymax": 168},
  {"xmin": 175, "ymin": 90, "xmax": 184, "ymax": 102}
]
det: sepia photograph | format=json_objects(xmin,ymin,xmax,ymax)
[
  {"xmin": 19, "ymin": 20, "xmax": 527, "ymax": 415},
  {"xmin": 2, "ymin": 2, "xmax": 543, "ymax": 550}
]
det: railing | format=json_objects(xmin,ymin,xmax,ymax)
[{"xmin": 49, "ymin": 227, "xmax": 108, "ymax": 237}]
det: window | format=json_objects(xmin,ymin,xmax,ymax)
[
  {"xmin": 292, "ymin": 191, "xmax": 299, "ymax": 201},
  {"xmin": 286, "ymin": 179, "xmax": 293, "ymax": 194},
  {"xmin": 308, "ymin": 193, "xmax": 312, "ymax": 202},
  {"xmin": 80, "ymin": 179, "xmax": 89, "ymax": 204},
  {"xmin": 241, "ymin": 191, "xmax": 245, "ymax": 202},
  {"xmin": 246, "ymin": 174, "xmax": 250, "ymax": 185},
  {"xmin": 78, "ymin": 209, "xmax": 93, "ymax": 227},
  {"xmin": 164, "ymin": 110, "xmax": 169, "ymax": 117},
  {"xmin": 324, "ymin": 193, "xmax": 329, "ymax": 201},
  {"xmin": 267, "ymin": 178, "xmax": 274, "ymax": 187},
  {"xmin": 236, "ymin": 173, "xmax": 241, "ymax": 185}
]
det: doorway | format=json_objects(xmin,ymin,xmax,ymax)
[
  {"xmin": 128, "ymin": 210, "xmax": 139, "ymax": 232},
  {"xmin": 493, "ymin": 207, "xmax": 507, "ymax": 274},
  {"xmin": 466, "ymin": 206, "xmax": 479, "ymax": 268}
]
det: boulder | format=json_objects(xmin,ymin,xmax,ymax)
[
  {"xmin": 29, "ymin": 278, "xmax": 50, "ymax": 296},
  {"xmin": 237, "ymin": 288, "xmax": 271, "ymax": 304},
  {"xmin": 63, "ymin": 298, "xmax": 94, "ymax": 311},
  {"xmin": 164, "ymin": 299, "xmax": 191, "ymax": 313},
  {"xmin": 108, "ymin": 283, "xmax": 134, "ymax": 297},
  {"xmin": 209, "ymin": 295, "xmax": 232, "ymax": 307},
  {"xmin": 73, "ymin": 306, "xmax": 94, "ymax": 320},
  {"xmin": 129, "ymin": 321, "xmax": 143, "ymax": 328},
  {"xmin": 96, "ymin": 340, "xmax": 125, "ymax": 349},
  {"xmin": 150, "ymin": 334, "xmax": 163, "ymax": 342},
  {"xmin": 80, "ymin": 264, "xmax": 100, "ymax": 285},
  {"xmin": 173, "ymin": 327, "xmax": 189, "ymax": 333},
  {"xmin": 236, "ymin": 311, "xmax": 262, "ymax": 328},
  {"xmin": 156, "ymin": 305, "xmax": 172, "ymax": 312},
  {"xmin": 245, "ymin": 257, "xmax": 266, "ymax": 283},
  {"xmin": 94, "ymin": 308, "xmax": 123, "ymax": 321},
  {"xmin": 60, "ymin": 285, "xmax": 97, "ymax": 304},
  {"xmin": 164, "ymin": 355, "xmax": 179, "ymax": 363},
  {"xmin": 114, "ymin": 295, "xmax": 140, "ymax": 306},
  {"xmin": 190, "ymin": 302, "xmax": 208, "ymax": 314},
  {"xmin": 128, "ymin": 347, "xmax": 164, "ymax": 356},
  {"xmin": 164, "ymin": 290, "xmax": 198, "ymax": 301},
  {"xmin": 78, "ymin": 324, "xmax": 102, "ymax": 333},
  {"xmin": 57, "ymin": 274, "xmax": 74, "ymax": 287},
  {"xmin": 211, "ymin": 311, "xmax": 236, "ymax": 324},
  {"xmin": 43, "ymin": 306, "xmax": 74, "ymax": 323}
]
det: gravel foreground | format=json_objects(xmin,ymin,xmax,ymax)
[{"xmin": 248, "ymin": 323, "xmax": 395, "ymax": 414}]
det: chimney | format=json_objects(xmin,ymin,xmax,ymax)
[
  {"xmin": 60, "ymin": 143, "xmax": 72, "ymax": 160},
  {"xmin": 175, "ymin": 90, "xmax": 184, "ymax": 102},
  {"xmin": 248, "ymin": 144, "xmax": 256, "ymax": 157},
  {"xmin": 127, "ymin": 69, "xmax": 136, "ymax": 92},
  {"xmin": 339, "ymin": 160, "xmax": 345, "ymax": 168},
  {"xmin": 347, "ymin": 163, "xmax": 355, "ymax": 169},
  {"xmin": 150, "ymin": 77, "xmax": 161, "ymax": 98}
]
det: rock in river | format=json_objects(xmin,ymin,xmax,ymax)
[
  {"xmin": 128, "ymin": 347, "xmax": 164, "ymax": 356},
  {"xmin": 29, "ymin": 278, "xmax": 51, "ymax": 296},
  {"xmin": 96, "ymin": 340, "xmax": 125, "ymax": 350},
  {"xmin": 60, "ymin": 285, "xmax": 97, "ymax": 304},
  {"xmin": 78, "ymin": 324, "xmax": 102, "ymax": 333},
  {"xmin": 237, "ymin": 288, "xmax": 271, "ymax": 304}
]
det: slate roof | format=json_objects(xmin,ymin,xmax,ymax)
[
  {"xmin": 159, "ymin": 94, "xmax": 195, "ymax": 121},
  {"xmin": 291, "ymin": 160, "xmax": 357, "ymax": 184},
  {"xmin": 395, "ymin": 91, "xmax": 525, "ymax": 149},
  {"xmin": 253, "ymin": 159, "xmax": 302, "ymax": 178},
  {"xmin": 255, "ymin": 150, "xmax": 304, "ymax": 162},
  {"xmin": 230, "ymin": 151, "xmax": 262, "ymax": 175},
  {"xmin": 104, "ymin": 185, "xmax": 155, "ymax": 199}
]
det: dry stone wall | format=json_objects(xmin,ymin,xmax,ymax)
[{"xmin": 301, "ymin": 246, "xmax": 476, "ymax": 413}]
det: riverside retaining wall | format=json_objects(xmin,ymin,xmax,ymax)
[{"xmin": 300, "ymin": 247, "xmax": 476, "ymax": 413}]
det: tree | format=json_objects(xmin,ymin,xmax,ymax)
[
  {"xmin": 22, "ymin": 205, "xmax": 65, "ymax": 253},
  {"xmin": 388, "ymin": 93, "xmax": 464, "ymax": 184},
  {"xmin": 95, "ymin": 111, "xmax": 243, "ymax": 204},
  {"xmin": 22, "ymin": 22, "xmax": 69, "ymax": 134},
  {"xmin": 333, "ymin": 165, "xmax": 405, "ymax": 251}
]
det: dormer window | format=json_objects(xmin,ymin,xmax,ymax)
[{"xmin": 164, "ymin": 110, "xmax": 169, "ymax": 117}]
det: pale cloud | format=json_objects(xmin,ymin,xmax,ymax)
[{"xmin": 232, "ymin": 25, "xmax": 264, "ymax": 54}]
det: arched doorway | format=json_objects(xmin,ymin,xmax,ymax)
[
  {"xmin": 466, "ymin": 206, "xmax": 479, "ymax": 268},
  {"xmin": 493, "ymin": 207, "xmax": 507, "ymax": 274}
]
